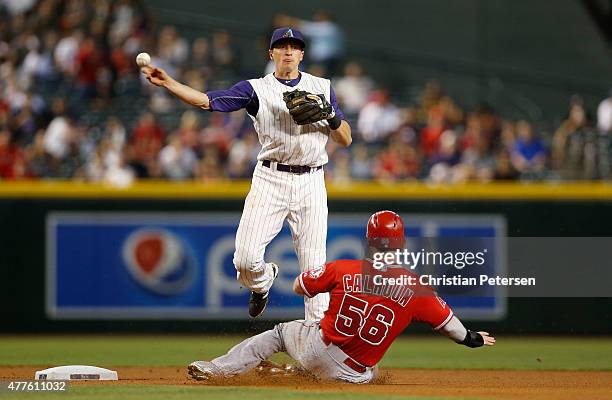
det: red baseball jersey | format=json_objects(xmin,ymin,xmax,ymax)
[{"xmin": 299, "ymin": 260, "xmax": 453, "ymax": 367}]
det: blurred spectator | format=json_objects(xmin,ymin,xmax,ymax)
[
  {"xmin": 327, "ymin": 148, "xmax": 352, "ymax": 184},
  {"xmin": 109, "ymin": 0, "xmax": 138, "ymax": 46},
  {"xmin": 128, "ymin": 112, "xmax": 164, "ymax": 178},
  {"xmin": 104, "ymin": 151, "xmax": 135, "ymax": 188},
  {"xmin": 493, "ymin": 149, "xmax": 519, "ymax": 181},
  {"xmin": 374, "ymin": 137, "xmax": 420, "ymax": 182},
  {"xmin": 75, "ymin": 37, "xmax": 104, "ymax": 98},
  {"xmin": 511, "ymin": 120, "xmax": 546, "ymax": 174},
  {"xmin": 19, "ymin": 32, "xmax": 49, "ymax": 81},
  {"xmin": 438, "ymin": 96, "xmax": 464, "ymax": 128},
  {"xmin": 43, "ymin": 98, "xmax": 74, "ymax": 159},
  {"xmin": 1, "ymin": 0, "xmax": 36, "ymax": 15},
  {"xmin": 26, "ymin": 131, "xmax": 55, "ymax": 178},
  {"xmin": 188, "ymin": 37, "xmax": 211, "ymax": 74},
  {"xmin": 395, "ymin": 107, "xmax": 419, "ymax": 144},
  {"xmin": 357, "ymin": 89, "xmax": 401, "ymax": 143},
  {"xmin": 110, "ymin": 40, "xmax": 133, "ymax": 80},
  {"xmin": 211, "ymin": 30, "xmax": 238, "ymax": 75},
  {"xmin": 499, "ymin": 120, "xmax": 516, "ymax": 152},
  {"xmin": 183, "ymin": 69, "xmax": 208, "ymax": 93},
  {"xmin": 58, "ymin": 0, "xmax": 91, "ymax": 31},
  {"xmin": 460, "ymin": 127, "xmax": 496, "ymax": 182},
  {"xmin": 10, "ymin": 93, "xmax": 43, "ymax": 146},
  {"xmin": 350, "ymin": 143, "xmax": 372, "ymax": 180},
  {"xmin": 105, "ymin": 116, "xmax": 126, "ymax": 153},
  {"xmin": 0, "ymin": 128, "xmax": 26, "ymax": 179},
  {"xmin": 551, "ymin": 100, "xmax": 588, "ymax": 170},
  {"xmin": 419, "ymin": 107, "xmax": 446, "ymax": 158},
  {"xmin": 159, "ymin": 134, "xmax": 197, "ymax": 180},
  {"xmin": 417, "ymin": 80, "xmax": 443, "ymax": 121},
  {"xmin": 31, "ymin": 0, "xmax": 59, "ymax": 30},
  {"xmin": 427, "ymin": 131, "xmax": 463, "ymax": 183},
  {"xmin": 157, "ymin": 25, "xmax": 189, "ymax": 67},
  {"xmin": 459, "ymin": 112, "xmax": 483, "ymax": 153},
  {"xmin": 201, "ymin": 113, "xmax": 232, "ymax": 159},
  {"xmin": 174, "ymin": 110, "xmax": 201, "ymax": 155},
  {"xmin": 84, "ymin": 141, "xmax": 106, "ymax": 182},
  {"xmin": 196, "ymin": 147, "xmax": 224, "ymax": 182},
  {"xmin": 226, "ymin": 131, "xmax": 259, "ymax": 178},
  {"xmin": 294, "ymin": 10, "xmax": 344, "ymax": 73},
  {"xmin": 429, "ymin": 130, "xmax": 461, "ymax": 168},
  {"xmin": 306, "ymin": 63, "xmax": 327, "ymax": 78},
  {"xmin": 57, "ymin": 135, "xmax": 86, "ymax": 178},
  {"xmin": 81, "ymin": 118, "xmax": 127, "ymax": 181},
  {"xmin": 597, "ymin": 89, "xmax": 612, "ymax": 133},
  {"xmin": 475, "ymin": 104, "xmax": 501, "ymax": 145},
  {"xmin": 3, "ymin": 74, "xmax": 28, "ymax": 112},
  {"xmin": 54, "ymin": 30, "xmax": 83, "ymax": 78},
  {"xmin": 333, "ymin": 62, "xmax": 374, "ymax": 116}
]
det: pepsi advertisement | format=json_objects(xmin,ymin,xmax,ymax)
[{"xmin": 46, "ymin": 213, "xmax": 506, "ymax": 320}]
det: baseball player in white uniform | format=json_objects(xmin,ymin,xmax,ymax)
[{"xmin": 141, "ymin": 27, "xmax": 352, "ymax": 320}]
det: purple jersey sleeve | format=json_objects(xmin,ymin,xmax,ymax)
[
  {"xmin": 330, "ymin": 86, "xmax": 345, "ymax": 121},
  {"xmin": 206, "ymin": 81, "xmax": 259, "ymax": 116}
]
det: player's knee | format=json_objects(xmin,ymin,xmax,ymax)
[{"xmin": 233, "ymin": 246, "xmax": 260, "ymax": 273}]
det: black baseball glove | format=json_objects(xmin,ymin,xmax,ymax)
[{"xmin": 283, "ymin": 89, "xmax": 335, "ymax": 125}]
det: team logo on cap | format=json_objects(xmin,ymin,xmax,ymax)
[
  {"xmin": 122, "ymin": 228, "xmax": 197, "ymax": 295},
  {"xmin": 283, "ymin": 29, "xmax": 294, "ymax": 38}
]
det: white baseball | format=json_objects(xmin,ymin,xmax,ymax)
[{"xmin": 136, "ymin": 52, "xmax": 151, "ymax": 67}]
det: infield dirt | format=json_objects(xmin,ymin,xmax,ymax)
[{"xmin": 2, "ymin": 366, "xmax": 611, "ymax": 400}]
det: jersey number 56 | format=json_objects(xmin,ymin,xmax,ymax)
[{"xmin": 335, "ymin": 294, "xmax": 395, "ymax": 345}]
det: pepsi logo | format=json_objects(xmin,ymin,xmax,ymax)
[{"xmin": 122, "ymin": 228, "xmax": 196, "ymax": 295}]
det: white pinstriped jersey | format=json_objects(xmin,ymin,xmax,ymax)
[{"xmin": 248, "ymin": 72, "xmax": 331, "ymax": 167}]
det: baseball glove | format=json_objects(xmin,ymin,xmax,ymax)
[{"xmin": 283, "ymin": 89, "xmax": 335, "ymax": 125}]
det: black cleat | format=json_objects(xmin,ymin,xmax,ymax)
[
  {"xmin": 248, "ymin": 263, "xmax": 278, "ymax": 318},
  {"xmin": 248, "ymin": 291, "xmax": 269, "ymax": 318}
]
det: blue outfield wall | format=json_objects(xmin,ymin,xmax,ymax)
[{"xmin": 46, "ymin": 213, "xmax": 505, "ymax": 321}]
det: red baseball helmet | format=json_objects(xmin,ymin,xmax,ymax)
[{"xmin": 366, "ymin": 210, "xmax": 405, "ymax": 249}]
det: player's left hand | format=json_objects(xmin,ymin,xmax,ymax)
[
  {"xmin": 283, "ymin": 89, "xmax": 335, "ymax": 125},
  {"xmin": 478, "ymin": 331, "xmax": 496, "ymax": 346}
]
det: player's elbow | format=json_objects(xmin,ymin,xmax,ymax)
[
  {"xmin": 340, "ymin": 134, "xmax": 352, "ymax": 147},
  {"xmin": 293, "ymin": 278, "xmax": 305, "ymax": 296},
  {"xmin": 334, "ymin": 124, "xmax": 352, "ymax": 147}
]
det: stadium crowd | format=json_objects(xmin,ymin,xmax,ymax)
[{"xmin": 1, "ymin": 0, "xmax": 611, "ymax": 186}]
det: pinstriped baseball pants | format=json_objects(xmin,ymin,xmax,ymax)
[
  {"xmin": 233, "ymin": 162, "xmax": 329, "ymax": 320},
  {"xmin": 207, "ymin": 320, "xmax": 376, "ymax": 383}
]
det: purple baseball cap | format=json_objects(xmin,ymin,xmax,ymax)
[{"xmin": 269, "ymin": 27, "xmax": 306, "ymax": 49}]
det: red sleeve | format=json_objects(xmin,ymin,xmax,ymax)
[
  {"xmin": 298, "ymin": 262, "xmax": 337, "ymax": 298},
  {"xmin": 413, "ymin": 293, "xmax": 454, "ymax": 331}
]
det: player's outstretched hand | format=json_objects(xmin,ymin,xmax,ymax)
[
  {"xmin": 141, "ymin": 65, "xmax": 170, "ymax": 87},
  {"xmin": 478, "ymin": 331, "xmax": 496, "ymax": 346}
]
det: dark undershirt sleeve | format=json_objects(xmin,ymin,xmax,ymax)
[
  {"xmin": 329, "ymin": 86, "xmax": 345, "ymax": 121},
  {"xmin": 206, "ymin": 80, "xmax": 259, "ymax": 116}
]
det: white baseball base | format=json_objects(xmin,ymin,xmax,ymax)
[{"xmin": 35, "ymin": 365, "xmax": 118, "ymax": 380}]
